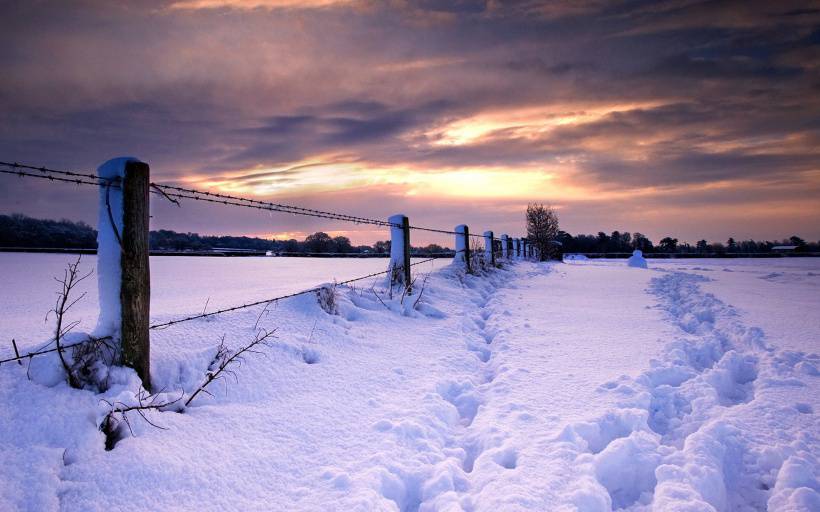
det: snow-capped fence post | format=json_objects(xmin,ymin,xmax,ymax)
[
  {"xmin": 454, "ymin": 224, "xmax": 471, "ymax": 273},
  {"xmin": 388, "ymin": 214, "xmax": 411, "ymax": 291},
  {"xmin": 501, "ymin": 234, "xmax": 509, "ymax": 259},
  {"xmin": 484, "ymin": 231, "xmax": 495, "ymax": 267},
  {"xmin": 97, "ymin": 157, "xmax": 151, "ymax": 390}
]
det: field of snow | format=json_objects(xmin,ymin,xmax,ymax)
[{"xmin": 0, "ymin": 255, "xmax": 818, "ymax": 511}]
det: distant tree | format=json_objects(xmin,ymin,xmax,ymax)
[
  {"xmin": 659, "ymin": 237, "xmax": 678, "ymax": 253},
  {"xmin": 596, "ymin": 232, "xmax": 610, "ymax": 252},
  {"xmin": 332, "ymin": 236, "xmax": 353, "ymax": 253},
  {"xmin": 726, "ymin": 238, "xmax": 737, "ymax": 253},
  {"xmin": 632, "ymin": 233, "xmax": 653, "ymax": 252},
  {"xmin": 372, "ymin": 240, "xmax": 391, "ymax": 254},
  {"xmin": 304, "ymin": 232, "xmax": 334, "ymax": 253},
  {"xmin": 696, "ymin": 240, "xmax": 708, "ymax": 253},
  {"xmin": 526, "ymin": 203, "xmax": 560, "ymax": 261},
  {"xmin": 790, "ymin": 236, "xmax": 807, "ymax": 252}
]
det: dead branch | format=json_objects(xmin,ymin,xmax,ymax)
[
  {"xmin": 100, "ymin": 388, "xmax": 184, "ymax": 450},
  {"xmin": 370, "ymin": 284, "xmax": 390, "ymax": 310},
  {"xmin": 413, "ymin": 273, "xmax": 431, "ymax": 309},
  {"xmin": 46, "ymin": 256, "xmax": 92, "ymax": 388},
  {"xmin": 185, "ymin": 329, "xmax": 276, "ymax": 407}
]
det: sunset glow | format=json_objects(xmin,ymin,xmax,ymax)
[{"xmin": 1, "ymin": 1, "xmax": 817, "ymax": 244}]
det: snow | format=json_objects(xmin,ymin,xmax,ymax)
[
  {"xmin": 483, "ymin": 231, "xmax": 493, "ymax": 262},
  {"xmin": 453, "ymin": 225, "xmax": 468, "ymax": 268},
  {"xmin": 388, "ymin": 214, "xmax": 407, "ymax": 285},
  {"xmin": 627, "ymin": 249, "xmax": 648, "ymax": 269},
  {"xmin": 1, "ymin": 257, "xmax": 818, "ymax": 511},
  {"xmin": 95, "ymin": 157, "xmax": 138, "ymax": 340}
]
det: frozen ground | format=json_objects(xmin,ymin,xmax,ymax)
[{"xmin": 0, "ymin": 256, "xmax": 818, "ymax": 511}]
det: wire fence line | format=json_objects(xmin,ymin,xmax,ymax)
[
  {"xmin": 0, "ymin": 158, "xmax": 516, "ymax": 367},
  {"xmin": 0, "ymin": 161, "xmax": 484, "ymax": 237},
  {"xmin": 0, "ymin": 255, "xmax": 447, "ymax": 365}
]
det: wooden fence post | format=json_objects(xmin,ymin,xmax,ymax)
[
  {"xmin": 455, "ymin": 224, "xmax": 471, "ymax": 273},
  {"xmin": 97, "ymin": 157, "xmax": 151, "ymax": 390},
  {"xmin": 501, "ymin": 234, "xmax": 509, "ymax": 259},
  {"xmin": 121, "ymin": 161, "xmax": 151, "ymax": 389},
  {"xmin": 388, "ymin": 214, "xmax": 411, "ymax": 290},
  {"xmin": 484, "ymin": 231, "xmax": 494, "ymax": 267}
]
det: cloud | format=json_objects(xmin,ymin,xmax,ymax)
[{"xmin": 0, "ymin": 0, "xmax": 818, "ymax": 243}]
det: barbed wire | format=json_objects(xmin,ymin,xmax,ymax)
[
  {"xmin": 0, "ymin": 250, "xmax": 459, "ymax": 365},
  {"xmin": 0, "ymin": 339, "xmax": 90, "ymax": 366},
  {"xmin": 148, "ymin": 255, "xmax": 443, "ymax": 330},
  {"xmin": 0, "ymin": 161, "xmax": 490, "ymax": 237}
]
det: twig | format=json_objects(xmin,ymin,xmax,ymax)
[
  {"xmin": 11, "ymin": 339, "xmax": 22, "ymax": 366},
  {"xmin": 100, "ymin": 388, "xmax": 184, "ymax": 449},
  {"xmin": 185, "ymin": 329, "xmax": 276, "ymax": 407},
  {"xmin": 47, "ymin": 256, "xmax": 92, "ymax": 388},
  {"xmin": 413, "ymin": 273, "xmax": 430, "ymax": 309}
]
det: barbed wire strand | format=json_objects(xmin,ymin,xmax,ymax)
[
  {"xmin": 0, "ymin": 248, "xmax": 471, "ymax": 365},
  {"xmin": 148, "ymin": 255, "xmax": 445, "ymax": 330},
  {"xmin": 0, "ymin": 161, "xmax": 488, "ymax": 237}
]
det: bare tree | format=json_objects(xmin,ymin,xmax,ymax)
[{"xmin": 526, "ymin": 203, "xmax": 560, "ymax": 261}]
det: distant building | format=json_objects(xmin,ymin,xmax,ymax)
[{"xmin": 771, "ymin": 245, "xmax": 797, "ymax": 252}]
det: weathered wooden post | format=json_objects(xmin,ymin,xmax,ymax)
[
  {"xmin": 513, "ymin": 238, "xmax": 519, "ymax": 258},
  {"xmin": 484, "ymin": 231, "xmax": 494, "ymax": 267},
  {"xmin": 389, "ymin": 214, "xmax": 411, "ymax": 291},
  {"xmin": 97, "ymin": 157, "xmax": 151, "ymax": 389},
  {"xmin": 507, "ymin": 237, "xmax": 513, "ymax": 259},
  {"xmin": 454, "ymin": 224, "xmax": 471, "ymax": 273},
  {"xmin": 501, "ymin": 234, "xmax": 509, "ymax": 259}
]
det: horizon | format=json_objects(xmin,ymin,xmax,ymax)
[
  {"xmin": 0, "ymin": 210, "xmax": 814, "ymax": 249},
  {"xmin": 1, "ymin": 1, "xmax": 819, "ymax": 245}
]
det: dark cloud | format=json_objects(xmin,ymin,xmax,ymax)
[{"xmin": 0, "ymin": 0, "xmax": 818, "ymax": 242}]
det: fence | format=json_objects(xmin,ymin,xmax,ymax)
[{"xmin": 0, "ymin": 158, "xmax": 541, "ymax": 388}]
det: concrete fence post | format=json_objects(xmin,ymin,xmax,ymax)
[{"xmin": 97, "ymin": 157, "xmax": 151, "ymax": 389}]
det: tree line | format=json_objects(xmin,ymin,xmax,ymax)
[
  {"xmin": 556, "ymin": 231, "xmax": 818, "ymax": 254},
  {"xmin": 523, "ymin": 203, "xmax": 818, "ymax": 260},
  {"xmin": 0, "ymin": 213, "xmax": 449, "ymax": 254},
  {"xmin": 2, "ymin": 212, "xmax": 817, "ymax": 256}
]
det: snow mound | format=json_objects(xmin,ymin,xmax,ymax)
[
  {"xmin": 565, "ymin": 254, "xmax": 589, "ymax": 262},
  {"xmin": 627, "ymin": 250, "xmax": 648, "ymax": 269}
]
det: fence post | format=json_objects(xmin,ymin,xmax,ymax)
[
  {"xmin": 484, "ymin": 231, "xmax": 494, "ymax": 267},
  {"xmin": 388, "ymin": 214, "xmax": 410, "ymax": 290},
  {"xmin": 455, "ymin": 224, "xmax": 471, "ymax": 273},
  {"xmin": 97, "ymin": 157, "xmax": 151, "ymax": 390},
  {"xmin": 507, "ymin": 236, "xmax": 513, "ymax": 259},
  {"xmin": 501, "ymin": 234, "xmax": 509, "ymax": 259}
]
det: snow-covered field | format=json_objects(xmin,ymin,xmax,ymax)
[{"xmin": 0, "ymin": 255, "xmax": 818, "ymax": 511}]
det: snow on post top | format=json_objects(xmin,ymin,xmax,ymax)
[
  {"xmin": 454, "ymin": 225, "xmax": 468, "ymax": 265},
  {"xmin": 95, "ymin": 157, "xmax": 143, "ymax": 340}
]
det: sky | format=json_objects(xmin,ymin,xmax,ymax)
[{"xmin": 0, "ymin": 0, "xmax": 818, "ymax": 246}]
